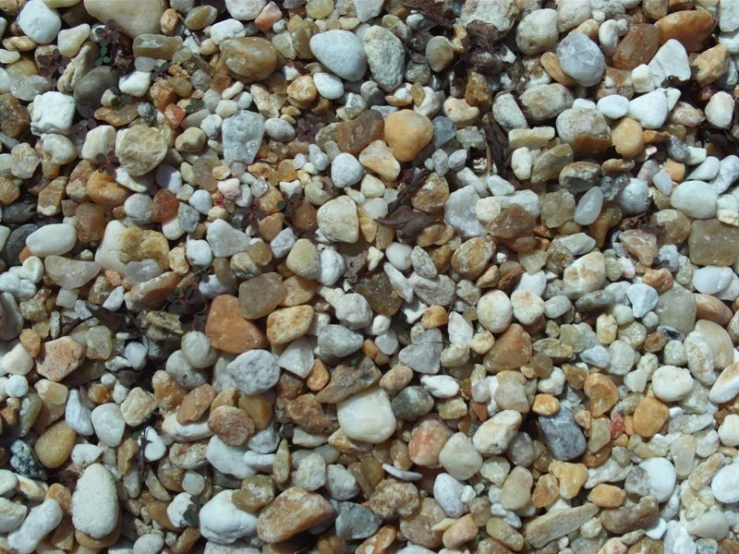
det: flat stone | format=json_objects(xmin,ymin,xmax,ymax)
[{"xmin": 257, "ymin": 487, "xmax": 335, "ymax": 543}]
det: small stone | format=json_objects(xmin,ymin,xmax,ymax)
[
  {"xmin": 257, "ymin": 487, "xmax": 335, "ymax": 543},
  {"xmin": 563, "ymin": 251, "xmax": 606, "ymax": 298},
  {"xmin": 226, "ymin": 350, "xmax": 280, "ymax": 394},
  {"xmin": 116, "ymin": 127, "xmax": 167, "ymax": 177},
  {"xmin": 537, "ymin": 407, "xmax": 586, "ymax": 461},
  {"xmin": 600, "ymin": 496, "xmax": 659, "ymax": 534},
  {"xmin": 473, "ymin": 410, "xmax": 522, "ymax": 456},
  {"xmin": 266, "ymin": 306, "xmax": 314, "ymax": 345},
  {"xmin": 34, "ymin": 421, "xmax": 76, "ymax": 469},
  {"xmin": 206, "ymin": 295, "xmax": 267, "ymax": 354},
  {"xmin": 369, "ymin": 478, "xmax": 420, "ymax": 520},
  {"xmin": 655, "ymin": 9, "xmax": 715, "ymax": 52},
  {"xmin": 385, "ymin": 110, "xmax": 434, "ymax": 163},
  {"xmin": 72, "ymin": 464, "xmax": 119, "ymax": 539},
  {"xmin": 525, "ymin": 504, "xmax": 598, "ymax": 548},
  {"xmin": 408, "ymin": 417, "xmax": 452, "ymax": 467},
  {"xmin": 363, "ymin": 25, "xmax": 405, "ymax": 92},
  {"xmin": 222, "ymin": 111, "xmax": 265, "ymax": 165},
  {"xmin": 84, "ymin": 0, "xmax": 165, "ymax": 37},
  {"xmin": 633, "ymin": 396, "xmax": 669, "ymax": 437},
  {"xmin": 221, "ymin": 37, "xmax": 278, "ymax": 82},
  {"xmin": 26, "ymin": 224, "xmax": 76, "ymax": 257},
  {"xmin": 709, "ymin": 363, "xmax": 739, "ymax": 403},
  {"xmin": 317, "ymin": 196, "xmax": 359, "ymax": 243},
  {"xmin": 199, "ymin": 490, "xmax": 257, "ymax": 544},
  {"xmin": 309, "ymin": 30, "xmax": 368, "ymax": 81},
  {"xmin": 208, "ymin": 406, "xmax": 254, "ymax": 446},
  {"xmin": 337, "ymin": 388, "xmax": 397, "ymax": 443},
  {"xmin": 556, "ymin": 32, "xmax": 605, "ymax": 86},
  {"xmin": 18, "ymin": 0, "xmax": 61, "ymax": 44},
  {"xmin": 652, "ymin": 365, "xmax": 694, "ymax": 402},
  {"xmin": 36, "ymin": 337, "xmax": 85, "ymax": 382}
]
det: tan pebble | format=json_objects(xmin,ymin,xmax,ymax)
[
  {"xmin": 266, "ymin": 306, "xmax": 314, "ymax": 345},
  {"xmin": 239, "ymin": 395, "xmax": 273, "ymax": 430},
  {"xmin": 357, "ymin": 525, "xmax": 397, "ymax": 554},
  {"xmin": 611, "ymin": 118, "xmax": 644, "ymax": 159},
  {"xmin": 36, "ymin": 337, "xmax": 86, "ymax": 382},
  {"xmin": 120, "ymin": 387, "xmax": 157, "ymax": 427},
  {"xmin": 501, "ymin": 467, "xmax": 533, "ymax": 510},
  {"xmin": 177, "ymin": 384, "xmax": 217, "ymax": 424},
  {"xmin": 532, "ymin": 473, "xmax": 559, "ymax": 508},
  {"xmin": 422, "ymin": 305, "xmax": 448, "ymax": 329},
  {"xmin": 442, "ymin": 514, "xmax": 478, "ymax": 549},
  {"xmin": 589, "ymin": 483, "xmax": 626, "ymax": 508},
  {"xmin": 550, "ymin": 461, "xmax": 588, "ymax": 499},
  {"xmin": 408, "ymin": 417, "xmax": 452, "ymax": 467},
  {"xmin": 632, "ymin": 396, "xmax": 669, "ymax": 438},
  {"xmin": 379, "ymin": 364, "xmax": 414, "ymax": 394},
  {"xmin": 257, "ymin": 487, "xmax": 335, "ymax": 543},
  {"xmin": 583, "ymin": 373, "xmax": 619, "ymax": 417},
  {"xmin": 34, "ymin": 421, "xmax": 76, "ymax": 469},
  {"xmin": 655, "ymin": 9, "xmax": 715, "ymax": 52},
  {"xmin": 205, "ymin": 294, "xmax": 268, "ymax": 354},
  {"xmin": 532, "ymin": 394, "xmax": 560, "ymax": 416},
  {"xmin": 384, "ymin": 110, "xmax": 433, "ymax": 163}
]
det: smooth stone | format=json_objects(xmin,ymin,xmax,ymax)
[
  {"xmin": 72, "ymin": 464, "xmax": 119, "ymax": 538},
  {"xmin": 309, "ymin": 30, "xmax": 367, "ymax": 82},
  {"xmin": 337, "ymin": 388, "xmax": 397, "ymax": 443}
]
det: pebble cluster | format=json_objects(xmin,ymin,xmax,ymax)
[{"xmin": 0, "ymin": 0, "xmax": 738, "ymax": 553}]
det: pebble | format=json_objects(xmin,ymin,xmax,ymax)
[
  {"xmin": 25, "ymin": 224, "xmax": 76, "ymax": 257},
  {"xmin": 331, "ymin": 152, "xmax": 364, "ymax": 189},
  {"xmin": 226, "ymin": 350, "xmax": 279, "ymax": 394},
  {"xmin": 18, "ymin": 0, "xmax": 61, "ymax": 44},
  {"xmin": 671, "ymin": 181, "xmax": 718, "ymax": 218},
  {"xmin": 710, "ymin": 462, "xmax": 739, "ymax": 503},
  {"xmin": 652, "ymin": 366, "xmax": 694, "ymax": 402},
  {"xmin": 7, "ymin": 498, "xmax": 62, "ymax": 554},
  {"xmin": 537, "ymin": 407, "xmax": 586, "ymax": 461},
  {"xmin": 199, "ymin": 490, "xmax": 257, "ymax": 544},
  {"xmin": 557, "ymin": 32, "xmax": 605, "ymax": 86},
  {"xmin": 705, "ymin": 91, "xmax": 734, "ymax": 129},
  {"xmin": 72, "ymin": 464, "xmax": 119, "ymax": 539},
  {"xmin": 363, "ymin": 25, "xmax": 405, "ymax": 92},
  {"xmin": 337, "ymin": 388, "xmax": 397, "ymax": 443},
  {"xmin": 91, "ymin": 403, "xmax": 126, "ymax": 447},
  {"xmin": 628, "ymin": 90, "xmax": 669, "ymax": 129},
  {"xmin": 309, "ymin": 30, "xmax": 368, "ymax": 82},
  {"xmin": 257, "ymin": 487, "xmax": 334, "ymax": 543}
]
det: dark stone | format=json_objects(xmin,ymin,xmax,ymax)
[
  {"xmin": 354, "ymin": 272, "xmax": 403, "ymax": 316},
  {"xmin": 1, "ymin": 199, "xmax": 36, "ymax": 224},
  {"xmin": 335, "ymin": 502, "xmax": 381, "ymax": 540},
  {"xmin": 537, "ymin": 407, "xmax": 586, "ymax": 461},
  {"xmin": 0, "ymin": 293, "xmax": 23, "ymax": 341},
  {"xmin": 73, "ymin": 66, "xmax": 119, "ymax": 116},
  {"xmin": 1, "ymin": 223, "xmax": 38, "ymax": 266},
  {"xmin": 10, "ymin": 440, "xmax": 46, "ymax": 480},
  {"xmin": 391, "ymin": 386, "xmax": 434, "ymax": 421}
]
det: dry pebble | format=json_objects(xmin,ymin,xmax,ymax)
[{"xmin": 0, "ymin": 0, "xmax": 738, "ymax": 553}]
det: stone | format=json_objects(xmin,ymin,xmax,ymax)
[
  {"xmin": 473, "ymin": 410, "xmax": 522, "ymax": 456},
  {"xmin": 524, "ymin": 504, "xmax": 598, "ymax": 548},
  {"xmin": 18, "ymin": 0, "xmax": 61, "ymax": 44},
  {"xmin": 337, "ymin": 388, "xmax": 397, "ymax": 443},
  {"xmin": 36, "ymin": 337, "xmax": 86, "ymax": 382},
  {"xmin": 563, "ymin": 252, "xmax": 606, "ymax": 298},
  {"xmin": 0, "ymin": 498, "xmax": 26, "ymax": 533},
  {"xmin": 222, "ymin": 111, "xmax": 265, "ymax": 165},
  {"xmin": 363, "ymin": 25, "xmax": 405, "ymax": 92},
  {"xmin": 309, "ymin": 30, "xmax": 368, "ymax": 81},
  {"xmin": 612, "ymin": 24, "xmax": 660, "ymax": 70},
  {"xmin": 484, "ymin": 324, "xmax": 532, "ymax": 373},
  {"xmin": 557, "ymin": 32, "xmax": 605, "ymax": 86},
  {"xmin": 226, "ymin": 350, "xmax": 280, "ymax": 394},
  {"xmin": 257, "ymin": 487, "xmax": 335, "ymax": 543},
  {"xmin": 34, "ymin": 421, "xmax": 76, "ymax": 469},
  {"xmin": 84, "ymin": 0, "xmax": 165, "ymax": 37},
  {"xmin": 317, "ymin": 196, "xmax": 359, "ymax": 243},
  {"xmin": 655, "ymin": 9, "xmax": 715, "ymax": 52},
  {"xmin": 26, "ymin": 224, "xmax": 76, "ymax": 257},
  {"xmin": 266, "ymin": 306, "xmax": 314, "ymax": 345},
  {"xmin": 633, "ymin": 396, "xmax": 669, "ymax": 437},
  {"xmin": 72, "ymin": 464, "xmax": 119, "ymax": 539},
  {"xmin": 116, "ymin": 127, "xmax": 167, "ymax": 177},
  {"xmin": 30, "ymin": 92, "xmax": 76, "ymax": 135},
  {"xmin": 600, "ymin": 496, "xmax": 659, "ymax": 534},
  {"xmin": 199, "ymin": 490, "xmax": 257, "ymax": 544},
  {"xmin": 652, "ymin": 365, "xmax": 694, "ymax": 402},
  {"xmin": 385, "ymin": 110, "xmax": 434, "ymax": 163},
  {"xmin": 516, "ymin": 9, "xmax": 558, "ymax": 55},
  {"xmin": 671, "ymin": 181, "xmax": 718, "ymax": 219},
  {"xmin": 331, "ymin": 152, "xmax": 364, "ymax": 189},
  {"xmin": 408, "ymin": 416, "xmax": 452, "ymax": 467},
  {"xmin": 438, "ymin": 432, "xmax": 483, "ymax": 480},
  {"xmin": 709, "ymin": 363, "xmax": 739, "ymax": 403},
  {"xmin": 7, "ymin": 498, "xmax": 62, "ymax": 554},
  {"xmin": 221, "ymin": 37, "xmax": 277, "ymax": 82},
  {"xmin": 317, "ymin": 358, "xmax": 381, "ymax": 404},
  {"xmin": 537, "ymin": 407, "xmax": 586, "ymax": 461},
  {"xmin": 225, "ymin": 0, "xmax": 266, "ymax": 20}
]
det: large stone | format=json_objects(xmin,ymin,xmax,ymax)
[
  {"xmin": 257, "ymin": 488, "xmax": 335, "ymax": 543},
  {"xmin": 222, "ymin": 111, "xmax": 265, "ymax": 165},
  {"xmin": 84, "ymin": 0, "xmax": 166, "ymax": 37}
]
